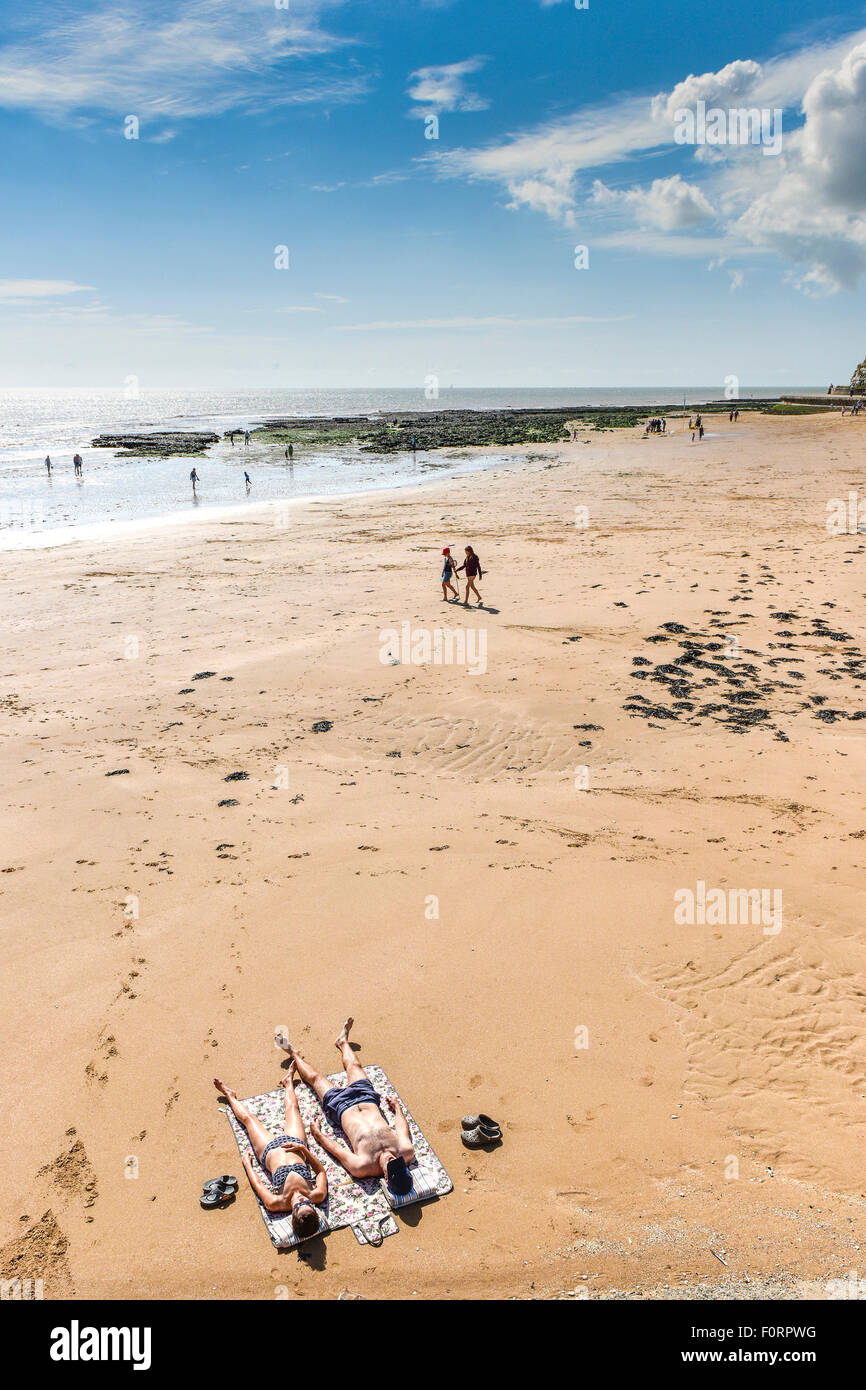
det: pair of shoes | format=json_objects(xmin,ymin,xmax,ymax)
[
  {"xmin": 200, "ymin": 1175, "xmax": 238, "ymax": 1208},
  {"xmin": 461, "ymin": 1113, "xmax": 502, "ymax": 1147}
]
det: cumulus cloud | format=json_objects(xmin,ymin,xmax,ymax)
[
  {"xmin": 407, "ymin": 58, "xmax": 489, "ymax": 115},
  {"xmin": 429, "ymin": 97, "xmax": 659, "ymax": 227},
  {"xmin": 651, "ymin": 59, "xmax": 763, "ymax": 126},
  {"xmin": 428, "ymin": 30, "xmax": 866, "ymax": 292},
  {"xmin": 799, "ymin": 41, "xmax": 866, "ymax": 213},
  {"xmin": 724, "ymin": 41, "xmax": 866, "ymax": 289},
  {"xmin": 591, "ymin": 174, "xmax": 716, "ymax": 230}
]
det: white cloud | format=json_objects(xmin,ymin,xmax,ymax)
[
  {"xmin": 591, "ymin": 174, "xmax": 716, "ymax": 230},
  {"xmin": 407, "ymin": 57, "xmax": 489, "ymax": 115},
  {"xmin": 725, "ymin": 41, "xmax": 866, "ymax": 290},
  {"xmin": 429, "ymin": 95, "xmax": 658, "ymax": 220},
  {"xmin": 427, "ymin": 29, "xmax": 866, "ymax": 292},
  {"xmin": 337, "ymin": 314, "xmax": 635, "ymax": 331},
  {"xmin": 315, "ymin": 292, "xmax": 349, "ymax": 302},
  {"xmin": 0, "ymin": 1, "xmax": 365, "ymax": 122},
  {"xmin": 651, "ymin": 60, "xmax": 763, "ymax": 125},
  {"xmin": 799, "ymin": 40, "xmax": 866, "ymax": 212},
  {"xmin": 276, "ymin": 305, "xmax": 323, "ymax": 314},
  {"xmin": 0, "ymin": 279, "xmax": 95, "ymax": 300}
]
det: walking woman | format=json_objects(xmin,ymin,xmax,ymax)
[
  {"xmin": 440, "ymin": 547, "xmax": 459, "ymax": 601},
  {"xmin": 457, "ymin": 545, "xmax": 483, "ymax": 605},
  {"xmin": 213, "ymin": 1065, "xmax": 327, "ymax": 1236}
]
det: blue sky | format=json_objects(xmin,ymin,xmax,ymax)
[{"xmin": 1, "ymin": 0, "xmax": 866, "ymax": 388}]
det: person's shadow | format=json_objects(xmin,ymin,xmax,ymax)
[
  {"xmin": 291, "ymin": 1235, "xmax": 327, "ymax": 1271},
  {"xmin": 396, "ymin": 1202, "xmax": 425, "ymax": 1230}
]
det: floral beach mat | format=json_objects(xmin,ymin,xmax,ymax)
[{"xmin": 224, "ymin": 1063, "xmax": 452, "ymax": 1250}]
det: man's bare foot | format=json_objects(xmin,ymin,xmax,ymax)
[
  {"xmin": 280, "ymin": 1062, "xmax": 297, "ymax": 1087},
  {"xmin": 335, "ymin": 1017, "xmax": 354, "ymax": 1049},
  {"xmin": 213, "ymin": 1078, "xmax": 236, "ymax": 1101}
]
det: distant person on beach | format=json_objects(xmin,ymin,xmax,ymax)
[
  {"xmin": 45, "ymin": 456, "xmax": 51, "ymax": 475},
  {"xmin": 244, "ymin": 430, "xmax": 250, "ymax": 446},
  {"xmin": 440, "ymin": 547, "xmax": 459, "ymax": 601},
  {"xmin": 279, "ymin": 1018, "xmax": 415, "ymax": 1196},
  {"xmin": 73, "ymin": 453, "xmax": 83, "ymax": 476},
  {"xmin": 244, "ymin": 471, "xmax": 251, "ymax": 490},
  {"xmin": 213, "ymin": 1070, "xmax": 327, "ymax": 1235},
  {"xmin": 190, "ymin": 468, "xmax": 199, "ymax": 491},
  {"xmin": 457, "ymin": 545, "xmax": 483, "ymax": 605},
  {"xmin": 698, "ymin": 423, "xmax": 705, "ymax": 440}
]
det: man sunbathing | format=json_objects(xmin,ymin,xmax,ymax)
[{"xmin": 282, "ymin": 1018, "xmax": 416, "ymax": 1196}]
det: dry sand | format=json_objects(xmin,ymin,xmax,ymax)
[{"xmin": 2, "ymin": 410, "xmax": 865, "ymax": 1301}]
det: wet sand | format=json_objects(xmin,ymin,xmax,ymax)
[{"xmin": 2, "ymin": 410, "xmax": 865, "ymax": 1300}]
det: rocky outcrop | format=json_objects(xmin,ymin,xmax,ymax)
[{"xmin": 91, "ymin": 432, "xmax": 219, "ymax": 457}]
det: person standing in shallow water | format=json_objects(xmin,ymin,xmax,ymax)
[
  {"xmin": 457, "ymin": 545, "xmax": 483, "ymax": 605},
  {"xmin": 45, "ymin": 456, "xmax": 51, "ymax": 475},
  {"xmin": 190, "ymin": 467, "xmax": 199, "ymax": 492}
]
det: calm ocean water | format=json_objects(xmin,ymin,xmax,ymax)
[{"xmin": 0, "ymin": 386, "xmax": 812, "ymax": 548}]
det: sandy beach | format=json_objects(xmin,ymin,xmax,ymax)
[{"xmin": 2, "ymin": 409, "xmax": 865, "ymax": 1301}]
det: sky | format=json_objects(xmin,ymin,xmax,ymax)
[{"xmin": 1, "ymin": 0, "xmax": 866, "ymax": 389}]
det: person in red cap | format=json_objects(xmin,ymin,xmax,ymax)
[{"xmin": 440, "ymin": 546, "xmax": 459, "ymax": 601}]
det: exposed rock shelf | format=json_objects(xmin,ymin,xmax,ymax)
[{"xmin": 91, "ymin": 432, "xmax": 220, "ymax": 457}]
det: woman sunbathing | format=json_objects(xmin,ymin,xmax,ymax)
[{"xmin": 214, "ymin": 1065, "xmax": 327, "ymax": 1237}]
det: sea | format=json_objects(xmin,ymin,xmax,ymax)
[{"xmin": 0, "ymin": 386, "xmax": 816, "ymax": 549}]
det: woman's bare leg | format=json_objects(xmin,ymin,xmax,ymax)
[
  {"xmin": 280, "ymin": 1065, "xmax": 307, "ymax": 1144},
  {"xmin": 213, "ymin": 1079, "xmax": 272, "ymax": 1163},
  {"xmin": 282, "ymin": 1044, "xmax": 332, "ymax": 1104}
]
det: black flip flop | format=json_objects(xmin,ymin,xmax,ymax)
[
  {"xmin": 202, "ymin": 1176, "xmax": 238, "ymax": 1194},
  {"xmin": 200, "ymin": 1189, "xmax": 236, "ymax": 1209}
]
